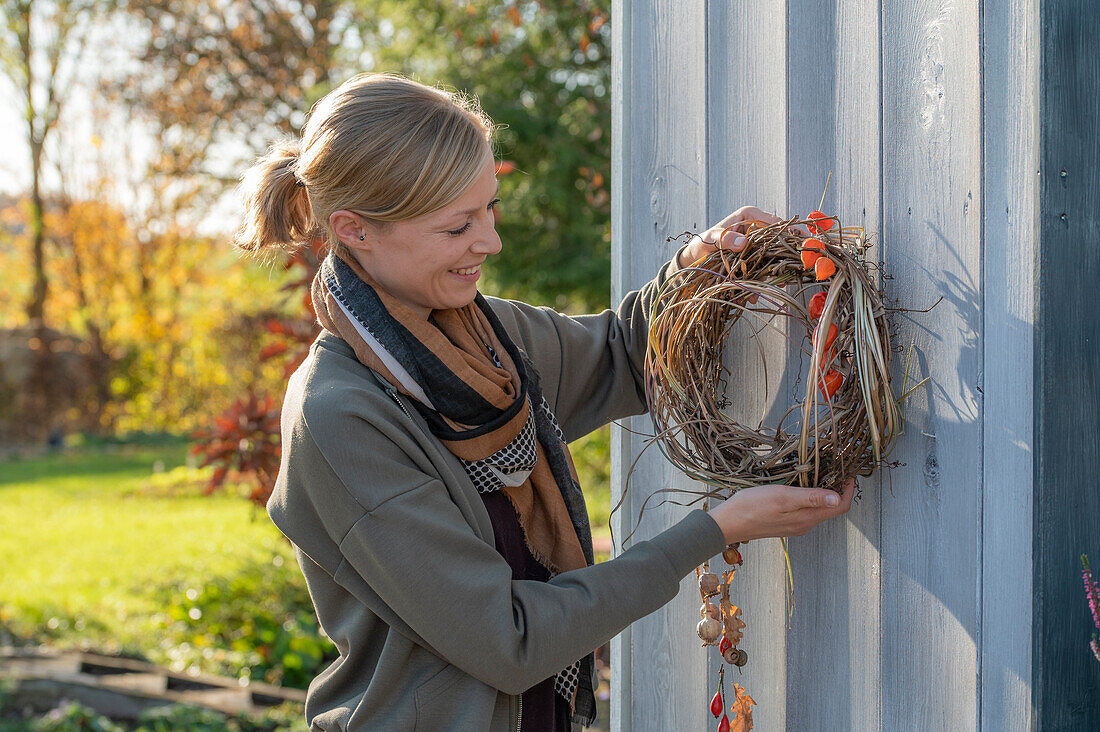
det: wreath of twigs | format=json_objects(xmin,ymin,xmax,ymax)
[{"xmin": 640, "ymin": 215, "xmax": 906, "ymax": 503}]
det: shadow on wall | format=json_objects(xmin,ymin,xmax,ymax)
[{"xmin": 781, "ymin": 218, "xmax": 1000, "ymax": 727}]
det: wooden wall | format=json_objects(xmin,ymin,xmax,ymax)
[
  {"xmin": 609, "ymin": 0, "xmax": 1081, "ymax": 728},
  {"xmin": 1034, "ymin": 1, "xmax": 1100, "ymax": 727}
]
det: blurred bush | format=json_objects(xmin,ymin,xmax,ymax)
[{"xmin": 151, "ymin": 557, "xmax": 335, "ymax": 690}]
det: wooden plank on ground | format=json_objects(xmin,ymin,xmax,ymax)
[
  {"xmin": 880, "ymin": 0, "xmax": 983, "ymax": 727},
  {"xmin": 0, "ymin": 649, "xmax": 305, "ymax": 720}
]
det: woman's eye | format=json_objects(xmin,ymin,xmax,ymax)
[{"xmin": 446, "ymin": 199, "xmax": 500, "ymax": 235}]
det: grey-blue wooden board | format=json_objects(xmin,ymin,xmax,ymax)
[
  {"xmin": 1034, "ymin": 0, "xmax": 1100, "ymax": 727},
  {"xmin": 610, "ymin": 2, "xmax": 710, "ymax": 731}
]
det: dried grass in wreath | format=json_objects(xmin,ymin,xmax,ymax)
[{"xmin": 640, "ymin": 215, "xmax": 909, "ymax": 502}]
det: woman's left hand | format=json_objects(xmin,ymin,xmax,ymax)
[{"xmin": 676, "ymin": 205, "xmax": 783, "ymax": 268}]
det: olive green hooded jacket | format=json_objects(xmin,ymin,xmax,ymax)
[{"xmin": 267, "ymin": 256, "xmax": 727, "ymax": 731}]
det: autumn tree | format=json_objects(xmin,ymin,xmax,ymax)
[
  {"xmin": 0, "ymin": 0, "xmax": 113, "ymax": 439},
  {"xmin": 113, "ymin": 0, "xmax": 350, "ymax": 357},
  {"xmin": 119, "ymin": 1, "xmax": 612, "ymax": 502},
  {"xmin": 118, "ymin": 0, "xmax": 349, "ymax": 210},
  {"xmin": 0, "ymin": 0, "xmax": 104, "ymax": 324},
  {"xmin": 121, "ymin": 1, "xmax": 612, "ymax": 310},
  {"xmin": 357, "ymin": 0, "xmax": 613, "ymax": 310}
]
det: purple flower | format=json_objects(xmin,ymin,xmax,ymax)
[
  {"xmin": 1084, "ymin": 555, "xmax": 1100, "ymax": 663},
  {"xmin": 1083, "ymin": 555, "xmax": 1100, "ymax": 632}
]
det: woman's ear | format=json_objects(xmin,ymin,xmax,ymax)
[{"xmin": 330, "ymin": 210, "xmax": 373, "ymax": 251}]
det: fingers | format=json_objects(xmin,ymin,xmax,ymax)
[
  {"xmin": 718, "ymin": 227, "xmax": 747, "ymax": 251},
  {"xmin": 714, "ymin": 206, "xmax": 768, "ymax": 228},
  {"xmin": 734, "ymin": 206, "xmax": 782, "ymax": 226},
  {"xmin": 836, "ymin": 476, "xmax": 856, "ymax": 511},
  {"xmin": 799, "ymin": 477, "xmax": 856, "ymax": 512},
  {"xmin": 684, "ymin": 205, "xmax": 789, "ymax": 267},
  {"xmin": 710, "ymin": 478, "xmax": 856, "ymax": 543},
  {"xmin": 694, "ymin": 227, "xmax": 746, "ymax": 256},
  {"xmin": 802, "ymin": 488, "xmax": 840, "ymax": 510},
  {"xmin": 710, "ymin": 206, "xmax": 782, "ymax": 239}
]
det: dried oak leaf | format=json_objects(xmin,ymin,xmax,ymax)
[
  {"xmin": 722, "ymin": 604, "xmax": 746, "ymax": 645},
  {"xmin": 730, "ymin": 683, "xmax": 756, "ymax": 732}
]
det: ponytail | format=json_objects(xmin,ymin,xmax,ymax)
[{"xmin": 235, "ymin": 140, "xmax": 315, "ymax": 256}]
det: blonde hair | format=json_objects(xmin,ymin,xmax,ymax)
[{"xmin": 235, "ymin": 73, "xmax": 495, "ymax": 256}]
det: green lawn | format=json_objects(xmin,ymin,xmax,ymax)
[
  {"xmin": 569, "ymin": 426, "xmax": 613, "ymax": 545},
  {"xmin": 0, "ymin": 429, "xmax": 613, "ymax": 660},
  {"xmin": 0, "ymin": 435, "xmax": 614, "ymax": 728},
  {"xmin": 0, "ymin": 443, "xmax": 294, "ymax": 661}
]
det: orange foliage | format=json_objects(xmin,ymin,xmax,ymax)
[{"xmin": 730, "ymin": 684, "xmax": 756, "ymax": 732}]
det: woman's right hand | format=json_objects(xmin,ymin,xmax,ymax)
[{"xmin": 707, "ymin": 477, "xmax": 856, "ymax": 544}]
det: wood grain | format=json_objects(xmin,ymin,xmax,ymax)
[
  {"xmin": 610, "ymin": 2, "xmax": 710, "ymax": 730},
  {"xmin": 1034, "ymin": 1, "xmax": 1100, "ymax": 727},
  {"xmin": 980, "ymin": 0, "xmax": 1037, "ymax": 729},
  {"xmin": 610, "ymin": 0, "xmax": 1055, "ymax": 727},
  {"xmin": 784, "ymin": 0, "xmax": 883, "ymax": 729},
  {"xmin": 705, "ymin": 1, "xmax": 790, "ymax": 729},
  {"xmin": 880, "ymin": 0, "xmax": 982, "ymax": 727}
]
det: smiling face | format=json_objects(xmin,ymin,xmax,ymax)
[{"xmin": 340, "ymin": 152, "xmax": 502, "ymax": 319}]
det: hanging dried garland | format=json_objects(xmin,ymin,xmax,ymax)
[
  {"xmin": 698, "ymin": 544, "xmax": 755, "ymax": 731},
  {"xmin": 641, "ymin": 211, "xmax": 922, "ymax": 730}
]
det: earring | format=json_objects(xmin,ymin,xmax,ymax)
[{"xmin": 359, "ymin": 234, "xmax": 365, "ymax": 241}]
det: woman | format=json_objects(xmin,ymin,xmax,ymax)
[{"xmin": 237, "ymin": 73, "xmax": 853, "ymax": 731}]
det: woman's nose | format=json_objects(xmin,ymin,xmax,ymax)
[{"xmin": 472, "ymin": 218, "xmax": 502, "ymax": 255}]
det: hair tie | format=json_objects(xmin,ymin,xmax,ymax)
[{"xmin": 288, "ymin": 162, "xmax": 305, "ymax": 188}]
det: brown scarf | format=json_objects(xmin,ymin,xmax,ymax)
[
  {"xmin": 311, "ymin": 251, "xmax": 588, "ymax": 574},
  {"xmin": 310, "ymin": 251, "xmax": 599, "ymax": 724}
]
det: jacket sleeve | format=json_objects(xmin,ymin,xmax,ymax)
[
  {"xmin": 489, "ymin": 250, "xmax": 687, "ymax": 441},
  {"xmin": 296, "ymin": 404, "xmax": 725, "ymax": 695}
]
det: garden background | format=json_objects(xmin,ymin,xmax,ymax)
[{"xmin": 0, "ymin": 2, "xmax": 615, "ymax": 729}]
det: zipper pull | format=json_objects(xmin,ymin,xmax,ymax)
[
  {"xmin": 369, "ymin": 369, "xmax": 414, "ymax": 420},
  {"xmin": 384, "ymin": 387, "xmax": 413, "ymax": 420}
]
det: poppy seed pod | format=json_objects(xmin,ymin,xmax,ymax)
[{"xmin": 697, "ymin": 617, "xmax": 721, "ymax": 643}]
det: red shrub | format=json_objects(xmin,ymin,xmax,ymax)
[{"xmin": 192, "ymin": 239, "xmax": 324, "ymax": 506}]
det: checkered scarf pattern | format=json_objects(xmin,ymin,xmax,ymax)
[{"xmin": 311, "ymin": 252, "xmax": 597, "ymax": 725}]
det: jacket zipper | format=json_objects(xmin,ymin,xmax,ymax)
[
  {"xmin": 514, "ymin": 693, "xmax": 522, "ymax": 732},
  {"xmin": 385, "ymin": 387, "xmax": 412, "ymax": 420}
]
